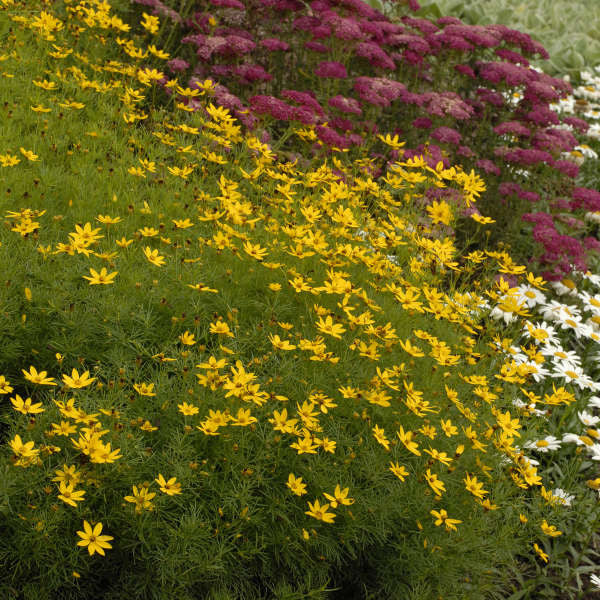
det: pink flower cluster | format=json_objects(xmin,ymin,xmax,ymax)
[{"xmin": 133, "ymin": 0, "xmax": 600, "ymax": 277}]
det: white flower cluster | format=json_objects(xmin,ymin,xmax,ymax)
[
  {"xmin": 551, "ymin": 67, "xmax": 600, "ymax": 140},
  {"xmin": 490, "ymin": 274, "xmax": 600, "ymax": 479}
]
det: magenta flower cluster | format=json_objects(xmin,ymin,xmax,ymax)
[{"xmin": 133, "ymin": 0, "xmax": 600, "ymax": 279}]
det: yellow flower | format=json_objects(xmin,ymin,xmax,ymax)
[
  {"xmin": 243, "ymin": 241, "xmax": 268, "ymax": 261},
  {"xmin": 178, "ymin": 401, "xmax": 199, "ymax": 416},
  {"xmin": 133, "ymin": 382, "xmax": 156, "ymax": 396},
  {"xmin": 52, "ymin": 464, "xmax": 81, "ymax": 486},
  {"xmin": 286, "ymin": 473, "xmax": 307, "ymax": 496},
  {"xmin": 0, "ymin": 375, "xmax": 13, "ymax": 394},
  {"xmin": 230, "ymin": 407, "xmax": 257, "ymax": 426},
  {"xmin": 124, "ymin": 485, "xmax": 156, "ymax": 514},
  {"xmin": 57, "ymin": 481, "xmax": 85, "ymax": 507},
  {"xmin": 82, "ymin": 267, "xmax": 118, "ymax": 285},
  {"xmin": 430, "ymin": 509, "xmax": 462, "ymax": 532},
  {"xmin": 172, "ymin": 218, "xmax": 194, "ymax": 229},
  {"xmin": 179, "ymin": 331, "xmax": 196, "ymax": 345},
  {"xmin": 62, "ymin": 369, "xmax": 96, "ymax": 389},
  {"xmin": 9, "ymin": 434, "xmax": 40, "ymax": 463},
  {"xmin": 377, "ymin": 133, "xmax": 405, "ymax": 150},
  {"xmin": 76, "ymin": 521, "xmax": 113, "ymax": 556},
  {"xmin": 463, "ymin": 473, "xmax": 488, "ymax": 499},
  {"xmin": 533, "ymin": 542, "xmax": 549, "ymax": 563},
  {"xmin": 140, "ymin": 420, "xmax": 158, "ymax": 432},
  {"xmin": 22, "ymin": 366, "xmax": 56, "ymax": 386},
  {"xmin": 143, "ymin": 246, "xmax": 166, "ymax": 266},
  {"xmin": 323, "ymin": 484, "xmax": 354, "ymax": 508},
  {"xmin": 269, "ymin": 334, "xmax": 296, "ymax": 351},
  {"xmin": 389, "ymin": 461, "xmax": 409, "ymax": 481},
  {"xmin": 540, "ymin": 520, "xmax": 562, "ymax": 537},
  {"xmin": 315, "ymin": 315, "xmax": 346, "ymax": 339},
  {"xmin": 116, "ymin": 237, "xmax": 134, "ymax": 248},
  {"xmin": 11, "ymin": 395, "xmax": 44, "ymax": 414},
  {"xmin": 141, "ymin": 12, "xmax": 160, "ymax": 34},
  {"xmin": 187, "ymin": 282, "xmax": 218, "ymax": 293},
  {"xmin": 290, "ymin": 435, "xmax": 318, "ymax": 455},
  {"xmin": 398, "ymin": 338, "xmax": 424, "ymax": 357},
  {"xmin": 372, "ymin": 424, "xmax": 390, "ymax": 450},
  {"xmin": 96, "ymin": 214, "xmax": 122, "ymax": 225},
  {"xmin": 424, "ymin": 469, "xmax": 446, "ymax": 496},
  {"xmin": 471, "ymin": 213, "xmax": 495, "ymax": 225},
  {"xmin": 167, "ymin": 165, "xmax": 194, "ymax": 179},
  {"xmin": 426, "ymin": 200, "xmax": 452, "ymax": 226},
  {"xmin": 51, "ymin": 421, "xmax": 77, "ymax": 436},
  {"xmin": 19, "ymin": 148, "xmax": 39, "ymax": 161},
  {"xmin": 305, "ymin": 499, "xmax": 336, "ymax": 523},
  {"xmin": 397, "ymin": 426, "xmax": 420, "ymax": 456},
  {"xmin": 209, "ymin": 321, "xmax": 234, "ymax": 337},
  {"xmin": 155, "ymin": 474, "xmax": 182, "ymax": 495},
  {"xmin": 440, "ymin": 419, "xmax": 458, "ymax": 437}
]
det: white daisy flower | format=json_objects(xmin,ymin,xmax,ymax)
[
  {"xmin": 588, "ymin": 444, "xmax": 600, "ymax": 461},
  {"xmin": 575, "ymin": 144, "xmax": 598, "ymax": 160},
  {"xmin": 588, "ymin": 124, "xmax": 600, "ymax": 139},
  {"xmin": 511, "ymin": 360, "xmax": 550, "ymax": 383},
  {"xmin": 584, "ymin": 212, "xmax": 600, "ymax": 225},
  {"xmin": 524, "ymin": 436, "xmax": 561, "ymax": 452},
  {"xmin": 579, "ymin": 410, "xmax": 600, "ymax": 426},
  {"xmin": 522, "ymin": 321, "xmax": 560, "ymax": 346},
  {"xmin": 540, "ymin": 300, "xmax": 570, "ymax": 322},
  {"xmin": 562, "ymin": 433, "xmax": 587, "ymax": 445},
  {"xmin": 579, "ymin": 291, "xmax": 600, "ymax": 313},
  {"xmin": 556, "ymin": 312, "xmax": 593, "ymax": 339},
  {"xmin": 514, "ymin": 285, "xmax": 546, "ymax": 308},
  {"xmin": 552, "ymin": 488, "xmax": 574, "ymax": 506},
  {"xmin": 489, "ymin": 305, "xmax": 519, "ymax": 325},
  {"xmin": 552, "ymin": 363, "xmax": 595, "ymax": 390},
  {"xmin": 583, "ymin": 272, "xmax": 600, "ymax": 288},
  {"xmin": 550, "ymin": 281, "xmax": 579, "ymax": 297},
  {"xmin": 583, "ymin": 108, "xmax": 600, "ymax": 120},
  {"xmin": 545, "ymin": 347, "xmax": 581, "ymax": 368}
]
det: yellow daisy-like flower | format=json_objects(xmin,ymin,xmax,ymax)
[
  {"xmin": 82, "ymin": 267, "xmax": 118, "ymax": 285},
  {"xmin": 178, "ymin": 401, "xmax": 199, "ymax": 416},
  {"xmin": 155, "ymin": 474, "xmax": 182, "ymax": 495},
  {"xmin": 179, "ymin": 331, "xmax": 196, "ymax": 345},
  {"xmin": 315, "ymin": 315, "xmax": 346, "ymax": 339},
  {"xmin": 76, "ymin": 521, "xmax": 113, "ymax": 556},
  {"xmin": 133, "ymin": 382, "xmax": 156, "ymax": 396},
  {"xmin": 19, "ymin": 147, "xmax": 39, "ymax": 161},
  {"xmin": 22, "ymin": 366, "xmax": 56, "ymax": 386},
  {"xmin": 209, "ymin": 321, "xmax": 235, "ymax": 338},
  {"xmin": 286, "ymin": 473, "xmax": 307, "ymax": 496},
  {"xmin": 389, "ymin": 461, "xmax": 409, "ymax": 481},
  {"xmin": 426, "ymin": 200, "xmax": 452, "ymax": 226},
  {"xmin": 533, "ymin": 542, "xmax": 548, "ymax": 563},
  {"xmin": 62, "ymin": 369, "xmax": 96, "ymax": 389},
  {"xmin": 305, "ymin": 499, "xmax": 336, "ymax": 523},
  {"xmin": 143, "ymin": 246, "xmax": 166, "ymax": 266},
  {"xmin": 323, "ymin": 484, "xmax": 354, "ymax": 508},
  {"xmin": 58, "ymin": 481, "xmax": 85, "ymax": 507},
  {"xmin": 11, "ymin": 394, "xmax": 44, "ymax": 414}
]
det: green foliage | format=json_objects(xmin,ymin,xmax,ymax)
[
  {"xmin": 1, "ymin": 1, "xmax": 600, "ymax": 599},
  {"xmin": 412, "ymin": 0, "xmax": 600, "ymax": 75}
]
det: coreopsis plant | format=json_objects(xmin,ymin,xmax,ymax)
[
  {"xmin": 125, "ymin": 0, "xmax": 600, "ymax": 278},
  {"xmin": 1, "ymin": 1, "xmax": 600, "ymax": 599}
]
